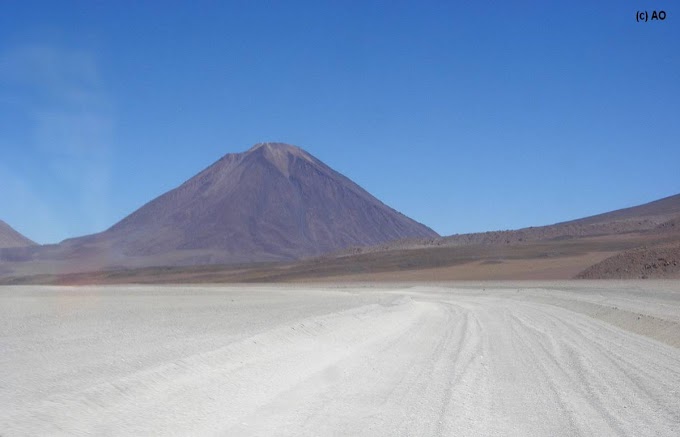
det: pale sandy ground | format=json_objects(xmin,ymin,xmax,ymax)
[{"xmin": 1, "ymin": 281, "xmax": 679, "ymax": 436}]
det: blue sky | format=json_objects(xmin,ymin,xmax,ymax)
[{"xmin": 1, "ymin": 1, "xmax": 678, "ymax": 244}]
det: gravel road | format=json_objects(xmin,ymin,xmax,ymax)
[{"xmin": 2, "ymin": 282, "xmax": 679, "ymax": 436}]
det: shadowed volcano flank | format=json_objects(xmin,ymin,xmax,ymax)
[
  {"xmin": 58, "ymin": 142, "xmax": 438, "ymax": 266},
  {"xmin": 0, "ymin": 220, "xmax": 36, "ymax": 249}
]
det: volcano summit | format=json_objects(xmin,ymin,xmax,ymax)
[
  {"xmin": 95, "ymin": 142, "xmax": 437, "ymax": 263},
  {"xmin": 1, "ymin": 142, "xmax": 437, "ymax": 274}
]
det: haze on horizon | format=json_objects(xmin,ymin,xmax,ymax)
[{"xmin": 1, "ymin": 1, "xmax": 678, "ymax": 245}]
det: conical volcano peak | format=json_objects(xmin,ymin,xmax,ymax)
[
  {"xmin": 247, "ymin": 142, "xmax": 305, "ymax": 155},
  {"xmin": 55, "ymin": 141, "xmax": 437, "ymax": 268},
  {"xmin": 245, "ymin": 142, "xmax": 315, "ymax": 175}
]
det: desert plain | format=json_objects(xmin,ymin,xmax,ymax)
[{"xmin": 2, "ymin": 281, "xmax": 679, "ymax": 436}]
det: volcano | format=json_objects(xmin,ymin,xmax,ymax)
[{"xmin": 49, "ymin": 142, "xmax": 437, "ymax": 267}]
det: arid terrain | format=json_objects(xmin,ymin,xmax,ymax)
[
  {"xmin": 1, "ymin": 141, "xmax": 678, "ymax": 283},
  {"xmin": 578, "ymin": 243, "xmax": 680, "ymax": 280},
  {"xmin": 2, "ymin": 3, "xmax": 678, "ymax": 436},
  {"xmin": 2, "ymin": 282, "xmax": 679, "ymax": 436},
  {"xmin": 4, "ymin": 230, "xmax": 678, "ymax": 285},
  {"xmin": 2, "ymin": 189, "xmax": 679, "ymax": 284}
]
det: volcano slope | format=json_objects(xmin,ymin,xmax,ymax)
[
  {"xmin": 0, "ymin": 220, "xmax": 35, "ymax": 249},
  {"xmin": 2, "ymin": 281, "xmax": 679, "ymax": 436},
  {"xmin": 0, "ymin": 143, "xmax": 437, "ymax": 277}
]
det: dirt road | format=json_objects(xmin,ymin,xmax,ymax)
[{"xmin": 2, "ymin": 282, "xmax": 679, "ymax": 436}]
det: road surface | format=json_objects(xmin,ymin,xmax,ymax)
[{"xmin": 1, "ymin": 282, "xmax": 679, "ymax": 436}]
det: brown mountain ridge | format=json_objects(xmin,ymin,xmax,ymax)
[
  {"xmin": 4, "ymin": 189, "xmax": 680, "ymax": 284},
  {"xmin": 336, "ymin": 193, "xmax": 680, "ymax": 254}
]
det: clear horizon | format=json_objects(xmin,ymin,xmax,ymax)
[{"xmin": 1, "ymin": 1, "xmax": 678, "ymax": 244}]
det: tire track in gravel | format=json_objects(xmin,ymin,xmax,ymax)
[{"xmin": 2, "ymin": 284, "xmax": 680, "ymax": 436}]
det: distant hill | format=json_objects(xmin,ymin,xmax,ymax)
[
  {"xmin": 576, "ymin": 244, "xmax": 680, "ymax": 280},
  {"xmin": 443, "ymin": 193, "xmax": 680, "ymax": 245},
  {"xmin": 0, "ymin": 143, "xmax": 437, "ymax": 274},
  {"xmin": 0, "ymin": 220, "xmax": 35, "ymax": 249},
  {"xmin": 337, "ymin": 193, "xmax": 680, "ymax": 254},
  {"xmin": 565, "ymin": 193, "xmax": 680, "ymax": 225}
]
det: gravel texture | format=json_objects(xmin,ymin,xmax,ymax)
[{"xmin": 1, "ymin": 282, "xmax": 679, "ymax": 436}]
